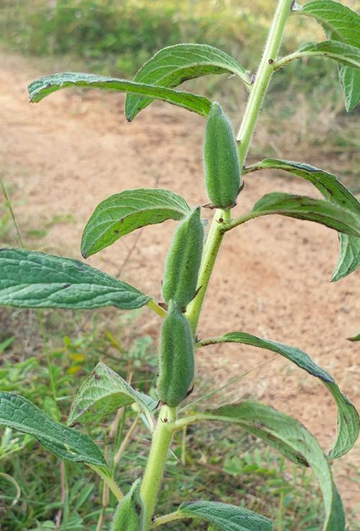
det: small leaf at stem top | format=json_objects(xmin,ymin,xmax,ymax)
[
  {"xmin": 81, "ymin": 188, "xmax": 190, "ymax": 258},
  {"xmin": 0, "ymin": 248, "xmax": 150, "ymax": 310},
  {"xmin": 0, "ymin": 392, "xmax": 110, "ymax": 473},
  {"xmin": 179, "ymin": 500, "xmax": 272, "ymax": 531},
  {"xmin": 28, "ymin": 72, "xmax": 212, "ymax": 118},
  {"xmin": 125, "ymin": 43, "xmax": 251, "ymax": 121}
]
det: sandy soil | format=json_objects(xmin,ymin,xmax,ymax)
[{"xmin": 1, "ymin": 50, "xmax": 359, "ymax": 516}]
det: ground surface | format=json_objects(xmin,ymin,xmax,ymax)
[{"xmin": 1, "ymin": 49, "xmax": 359, "ymax": 517}]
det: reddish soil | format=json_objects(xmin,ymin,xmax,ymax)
[{"xmin": 1, "ymin": 50, "xmax": 359, "ymax": 517}]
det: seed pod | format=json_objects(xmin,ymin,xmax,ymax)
[
  {"xmin": 204, "ymin": 102, "xmax": 241, "ymax": 208},
  {"xmin": 111, "ymin": 480, "xmax": 143, "ymax": 531},
  {"xmin": 161, "ymin": 207, "xmax": 204, "ymax": 310},
  {"xmin": 157, "ymin": 300, "xmax": 194, "ymax": 407}
]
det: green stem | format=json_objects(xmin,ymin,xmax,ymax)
[
  {"xmin": 151, "ymin": 511, "xmax": 183, "ymax": 529},
  {"xmin": 140, "ymin": 1, "xmax": 294, "ymax": 526},
  {"xmin": 236, "ymin": 0, "xmax": 293, "ymax": 167},
  {"xmin": 141, "ymin": 406, "xmax": 176, "ymax": 530},
  {"xmin": 186, "ymin": 209, "xmax": 230, "ymax": 335}
]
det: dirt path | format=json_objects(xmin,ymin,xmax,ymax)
[{"xmin": 1, "ymin": 49, "xmax": 359, "ymax": 515}]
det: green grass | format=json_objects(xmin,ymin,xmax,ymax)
[
  {"xmin": 0, "ymin": 278, "xmax": 359, "ymax": 530},
  {"xmin": 1, "ymin": 327, "xmax": 359, "ymax": 530}
]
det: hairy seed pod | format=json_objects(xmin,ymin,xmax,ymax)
[
  {"xmin": 157, "ymin": 300, "xmax": 194, "ymax": 407},
  {"xmin": 161, "ymin": 207, "xmax": 204, "ymax": 310},
  {"xmin": 111, "ymin": 480, "xmax": 143, "ymax": 531},
  {"xmin": 204, "ymin": 102, "xmax": 241, "ymax": 208}
]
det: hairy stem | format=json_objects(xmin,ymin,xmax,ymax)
[
  {"xmin": 141, "ymin": 406, "xmax": 176, "ymax": 530},
  {"xmin": 186, "ymin": 209, "xmax": 230, "ymax": 335},
  {"xmin": 141, "ymin": 0, "xmax": 294, "ymax": 525},
  {"xmin": 237, "ymin": 0, "xmax": 293, "ymax": 166}
]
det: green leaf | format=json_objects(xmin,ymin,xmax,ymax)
[
  {"xmin": 246, "ymin": 159, "xmax": 360, "ymax": 212},
  {"xmin": 300, "ymin": 1, "xmax": 360, "ymax": 49},
  {"xmin": 251, "ymin": 192, "xmax": 360, "ymax": 238},
  {"xmin": 0, "ymin": 248, "xmax": 149, "ymax": 310},
  {"xmin": 68, "ymin": 362, "xmax": 157, "ymax": 429},
  {"xmin": 245, "ymin": 159, "xmax": 360, "ymax": 280},
  {"xmin": 81, "ymin": 188, "xmax": 190, "ymax": 258},
  {"xmin": 125, "ymin": 43, "xmax": 250, "ymax": 121},
  {"xmin": 339, "ymin": 65, "xmax": 360, "ymax": 112},
  {"xmin": 178, "ymin": 501, "xmax": 272, "ymax": 531},
  {"xmin": 0, "ymin": 392, "xmax": 110, "ymax": 472},
  {"xmin": 298, "ymin": 0, "xmax": 360, "ymax": 110},
  {"xmin": 297, "ymin": 40, "xmax": 360, "ymax": 70},
  {"xmin": 199, "ymin": 402, "xmax": 345, "ymax": 531},
  {"xmin": 331, "ymin": 234, "xmax": 360, "ymax": 282},
  {"xmin": 348, "ymin": 331, "xmax": 360, "ymax": 342},
  {"xmin": 28, "ymin": 72, "xmax": 212, "ymax": 118},
  {"xmin": 201, "ymin": 332, "xmax": 359, "ymax": 460}
]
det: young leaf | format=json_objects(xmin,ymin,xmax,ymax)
[
  {"xmin": 297, "ymin": 0, "xmax": 360, "ymax": 110},
  {"xmin": 68, "ymin": 362, "xmax": 157, "ymax": 429},
  {"xmin": 28, "ymin": 72, "xmax": 212, "ymax": 118},
  {"xmin": 200, "ymin": 332, "xmax": 359, "ymax": 460},
  {"xmin": 245, "ymin": 159, "xmax": 360, "ymax": 281},
  {"xmin": 0, "ymin": 248, "xmax": 149, "ymax": 310},
  {"xmin": 251, "ymin": 193, "xmax": 360, "ymax": 238},
  {"xmin": 81, "ymin": 188, "xmax": 190, "ymax": 258},
  {"xmin": 178, "ymin": 501, "xmax": 272, "ymax": 531},
  {"xmin": 125, "ymin": 43, "xmax": 251, "ymax": 121},
  {"xmin": 276, "ymin": 40, "xmax": 360, "ymax": 71},
  {"xmin": 199, "ymin": 402, "xmax": 345, "ymax": 531},
  {"xmin": 0, "ymin": 392, "xmax": 110, "ymax": 472}
]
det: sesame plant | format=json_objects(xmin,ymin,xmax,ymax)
[{"xmin": 1, "ymin": 0, "xmax": 360, "ymax": 529}]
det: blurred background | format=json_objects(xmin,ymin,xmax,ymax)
[
  {"xmin": 1, "ymin": 0, "xmax": 360, "ymax": 185},
  {"xmin": 0, "ymin": 1, "xmax": 360, "ymax": 530}
]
